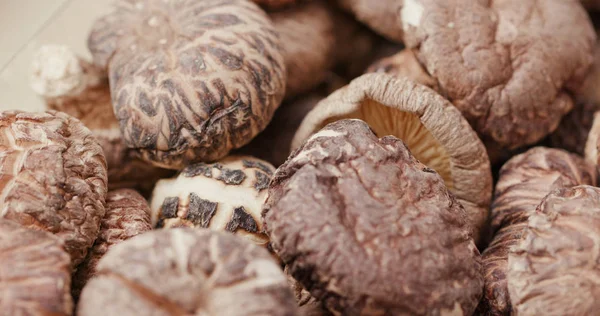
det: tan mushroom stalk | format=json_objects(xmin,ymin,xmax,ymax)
[
  {"xmin": 338, "ymin": 0, "xmax": 596, "ymax": 152},
  {"xmin": 88, "ymin": 0, "xmax": 286, "ymax": 169},
  {"xmin": 293, "ymin": 73, "xmax": 492, "ymax": 243},
  {"xmin": 150, "ymin": 156, "xmax": 275, "ymax": 247},
  {"xmin": 30, "ymin": 45, "xmax": 173, "ymax": 196},
  {"xmin": 508, "ymin": 185, "xmax": 600, "ymax": 315},
  {"xmin": 271, "ymin": 1, "xmax": 375, "ymax": 99},
  {"xmin": 479, "ymin": 147, "xmax": 596, "ymax": 315}
]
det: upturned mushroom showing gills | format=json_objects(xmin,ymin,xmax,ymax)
[
  {"xmin": 293, "ymin": 73, "xmax": 492, "ymax": 244},
  {"xmin": 88, "ymin": 0, "xmax": 286, "ymax": 169}
]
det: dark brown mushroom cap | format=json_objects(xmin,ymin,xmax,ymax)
[
  {"xmin": 77, "ymin": 229, "xmax": 299, "ymax": 316},
  {"xmin": 88, "ymin": 0, "xmax": 286, "ymax": 169},
  {"xmin": 150, "ymin": 155, "xmax": 274, "ymax": 246},
  {"xmin": 0, "ymin": 220, "xmax": 72, "ymax": 315},
  {"xmin": 265, "ymin": 119, "xmax": 483, "ymax": 315},
  {"xmin": 72, "ymin": 189, "xmax": 152, "ymax": 299},
  {"xmin": 0, "ymin": 110, "xmax": 107, "ymax": 266},
  {"xmin": 508, "ymin": 185, "xmax": 600, "ymax": 315},
  {"xmin": 480, "ymin": 147, "xmax": 596, "ymax": 315},
  {"xmin": 293, "ymin": 73, "xmax": 492, "ymax": 243}
]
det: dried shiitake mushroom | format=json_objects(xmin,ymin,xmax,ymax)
[
  {"xmin": 151, "ymin": 156, "xmax": 274, "ymax": 246},
  {"xmin": 0, "ymin": 220, "xmax": 72, "ymax": 315},
  {"xmin": 339, "ymin": 0, "xmax": 595, "ymax": 151},
  {"xmin": 508, "ymin": 185, "xmax": 600, "ymax": 315},
  {"xmin": 550, "ymin": 41, "xmax": 600, "ymax": 154},
  {"xmin": 30, "ymin": 45, "xmax": 173, "ymax": 195},
  {"xmin": 77, "ymin": 229, "xmax": 298, "ymax": 315},
  {"xmin": 479, "ymin": 147, "xmax": 596, "ymax": 315},
  {"xmin": 293, "ymin": 73, "xmax": 492, "ymax": 243},
  {"xmin": 72, "ymin": 189, "xmax": 152, "ymax": 299},
  {"xmin": 265, "ymin": 119, "xmax": 483, "ymax": 315},
  {"xmin": 0, "ymin": 110, "xmax": 107, "ymax": 266},
  {"xmin": 88, "ymin": 0, "xmax": 286, "ymax": 169},
  {"xmin": 366, "ymin": 49, "xmax": 439, "ymax": 91},
  {"xmin": 271, "ymin": 1, "xmax": 374, "ymax": 99}
]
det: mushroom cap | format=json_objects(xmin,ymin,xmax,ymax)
[
  {"xmin": 77, "ymin": 228, "xmax": 299, "ymax": 315},
  {"xmin": 585, "ymin": 111, "xmax": 600, "ymax": 166},
  {"xmin": 293, "ymin": 73, "xmax": 492, "ymax": 243},
  {"xmin": 507, "ymin": 185, "xmax": 600, "ymax": 315},
  {"xmin": 480, "ymin": 147, "xmax": 596, "ymax": 315},
  {"xmin": 265, "ymin": 119, "xmax": 483, "ymax": 315},
  {"xmin": 150, "ymin": 155, "xmax": 274, "ymax": 246},
  {"xmin": 0, "ymin": 220, "xmax": 72, "ymax": 315},
  {"xmin": 0, "ymin": 110, "xmax": 107, "ymax": 266},
  {"xmin": 72, "ymin": 189, "xmax": 152, "ymax": 299},
  {"xmin": 88, "ymin": 0, "xmax": 286, "ymax": 169},
  {"xmin": 366, "ymin": 49, "xmax": 439, "ymax": 91}
]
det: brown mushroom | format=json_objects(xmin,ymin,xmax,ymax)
[
  {"xmin": 508, "ymin": 185, "xmax": 600, "ymax": 315},
  {"xmin": 271, "ymin": 1, "xmax": 375, "ymax": 99},
  {"xmin": 88, "ymin": 0, "xmax": 286, "ymax": 169},
  {"xmin": 0, "ymin": 110, "xmax": 107, "ymax": 266},
  {"xmin": 150, "ymin": 156, "xmax": 274, "ymax": 247},
  {"xmin": 265, "ymin": 119, "xmax": 483, "ymax": 315},
  {"xmin": 77, "ymin": 229, "xmax": 299, "ymax": 315},
  {"xmin": 30, "ymin": 45, "xmax": 173, "ymax": 196},
  {"xmin": 293, "ymin": 73, "xmax": 492, "ymax": 243},
  {"xmin": 479, "ymin": 147, "xmax": 597, "ymax": 315},
  {"xmin": 339, "ymin": 0, "xmax": 595, "ymax": 151},
  {"xmin": 72, "ymin": 189, "xmax": 152, "ymax": 299},
  {"xmin": 366, "ymin": 49, "xmax": 439, "ymax": 91},
  {"xmin": 0, "ymin": 220, "xmax": 73, "ymax": 315}
]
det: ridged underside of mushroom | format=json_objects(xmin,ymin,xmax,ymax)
[
  {"xmin": 508, "ymin": 185, "xmax": 600, "ymax": 315},
  {"xmin": 88, "ymin": 0, "xmax": 286, "ymax": 169},
  {"xmin": 0, "ymin": 110, "xmax": 107, "ymax": 266},
  {"xmin": 293, "ymin": 73, "xmax": 492, "ymax": 243},
  {"xmin": 480, "ymin": 147, "xmax": 597, "ymax": 315}
]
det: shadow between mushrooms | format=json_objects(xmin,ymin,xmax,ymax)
[{"xmin": 293, "ymin": 73, "xmax": 492, "ymax": 243}]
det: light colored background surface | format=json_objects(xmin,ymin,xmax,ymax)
[{"xmin": 0, "ymin": 0, "xmax": 111, "ymax": 111}]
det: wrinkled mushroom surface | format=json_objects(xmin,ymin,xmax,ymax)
[
  {"xmin": 72, "ymin": 189, "xmax": 152, "ymax": 299},
  {"xmin": 272, "ymin": 1, "xmax": 374, "ymax": 99},
  {"xmin": 293, "ymin": 73, "xmax": 492, "ymax": 243},
  {"xmin": 0, "ymin": 110, "xmax": 107, "ymax": 266},
  {"xmin": 77, "ymin": 229, "xmax": 298, "ymax": 316},
  {"xmin": 508, "ymin": 185, "xmax": 600, "ymax": 315},
  {"xmin": 30, "ymin": 45, "xmax": 173, "ymax": 195},
  {"xmin": 0, "ymin": 220, "xmax": 73, "ymax": 315},
  {"xmin": 479, "ymin": 147, "xmax": 596, "ymax": 315},
  {"xmin": 266, "ymin": 119, "xmax": 483, "ymax": 315},
  {"xmin": 151, "ymin": 156, "xmax": 274, "ymax": 246},
  {"xmin": 89, "ymin": 0, "xmax": 286, "ymax": 169},
  {"xmin": 340, "ymin": 0, "xmax": 595, "ymax": 150}
]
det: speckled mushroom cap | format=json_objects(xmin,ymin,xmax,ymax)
[
  {"xmin": 77, "ymin": 229, "xmax": 299, "ymax": 316},
  {"xmin": 0, "ymin": 110, "xmax": 107, "ymax": 266},
  {"xmin": 293, "ymin": 73, "xmax": 492, "ymax": 243},
  {"xmin": 88, "ymin": 0, "xmax": 286, "ymax": 169},
  {"xmin": 480, "ymin": 147, "xmax": 596, "ymax": 315},
  {"xmin": 30, "ymin": 45, "xmax": 173, "ymax": 196},
  {"xmin": 508, "ymin": 185, "xmax": 600, "ymax": 315},
  {"xmin": 0, "ymin": 220, "xmax": 73, "ymax": 315},
  {"xmin": 151, "ymin": 156, "xmax": 275, "ymax": 246},
  {"xmin": 271, "ymin": 1, "xmax": 374, "ymax": 99},
  {"xmin": 266, "ymin": 119, "xmax": 483, "ymax": 315},
  {"xmin": 72, "ymin": 189, "xmax": 152, "ymax": 299},
  {"xmin": 339, "ymin": 0, "xmax": 595, "ymax": 150}
]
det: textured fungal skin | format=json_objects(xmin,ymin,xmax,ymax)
[
  {"xmin": 151, "ymin": 156, "xmax": 274, "ymax": 246},
  {"xmin": 293, "ymin": 74, "xmax": 492, "ymax": 244},
  {"xmin": 479, "ymin": 147, "xmax": 596, "ymax": 315},
  {"xmin": 264, "ymin": 119, "xmax": 483, "ymax": 315},
  {"xmin": 77, "ymin": 229, "xmax": 299, "ymax": 316},
  {"xmin": 0, "ymin": 110, "xmax": 107, "ymax": 266},
  {"xmin": 88, "ymin": 0, "xmax": 286, "ymax": 169},
  {"xmin": 72, "ymin": 189, "xmax": 152, "ymax": 299},
  {"xmin": 508, "ymin": 185, "xmax": 600, "ymax": 315},
  {"xmin": 0, "ymin": 220, "xmax": 73, "ymax": 315}
]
